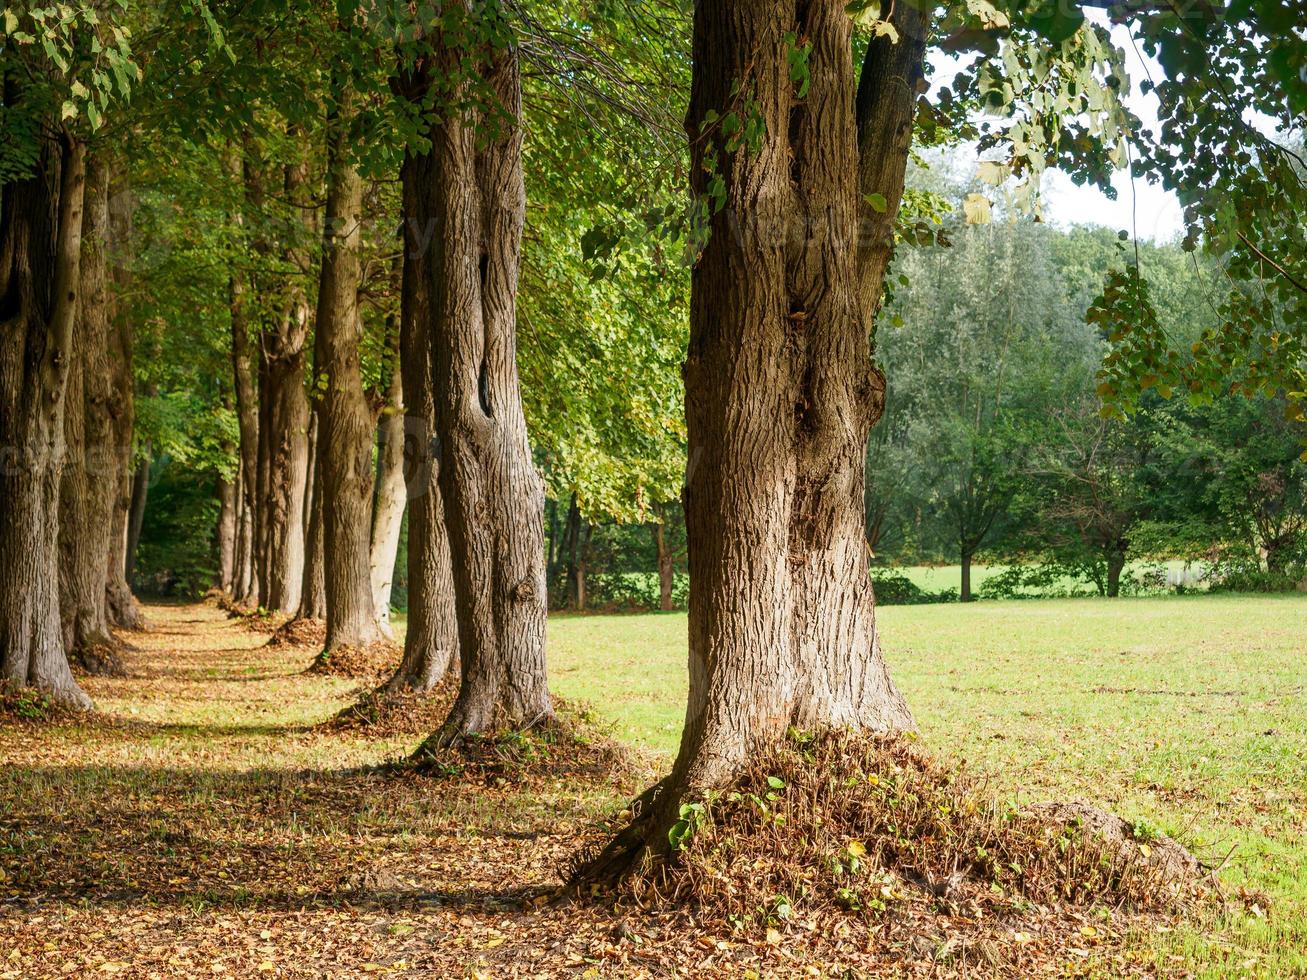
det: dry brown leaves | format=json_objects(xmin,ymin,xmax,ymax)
[
  {"xmin": 307, "ymin": 642, "xmax": 402, "ymax": 683},
  {"xmin": 0, "ymin": 606, "xmax": 1199, "ymax": 978},
  {"xmin": 267, "ymin": 618, "xmax": 328, "ymax": 651}
]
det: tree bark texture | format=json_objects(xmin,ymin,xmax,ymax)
[
  {"xmin": 252, "ymin": 155, "xmax": 311, "ymax": 615},
  {"xmin": 57, "ymin": 156, "xmax": 121, "ymax": 669},
  {"xmin": 581, "ymin": 0, "xmax": 925, "ymax": 877},
  {"xmin": 0, "ymin": 128, "xmax": 92, "ymax": 708},
  {"xmin": 386, "ymin": 148, "xmax": 458, "ymax": 693},
  {"xmin": 229, "ymin": 151, "xmax": 262, "ymax": 608},
  {"xmin": 316, "ymin": 102, "xmax": 383, "ymax": 654},
  {"xmin": 295, "ymin": 411, "xmax": 327, "ymax": 621},
  {"xmin": 103, "ymin": 173, "xmax": 143, "ymax": 630},
  {"xmin": 370, "ymin": 328, "xmax": 407, "ymax": 636},
  {"xmin": 414, "ymin": 24, "xmax": 550, "ymax": 743}
]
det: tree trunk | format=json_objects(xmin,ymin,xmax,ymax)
[
  {"xmin": 229, "ymin": 150, "xmax": 261, "ymax": 609},
  {"xmin": 125, "ymin": 453, "xmax": 150, "ymax": 583},
  {"xmin": 0, "ymin": 128, "xmax": 93, "ymax": 709},
  {"xmin": 385, "ymin": 148, "xmax": 459, "ymax": 693},
  {"xmin": 295, "ymin": 412, "xmax": 327, "ymax": 621},
  {"xmin": 216, "ymin": 472, "xmax": 237, "ymax": 593},
  {"xmin": 653, "ymin": 520, "xmax": 675, "ymax": 612},
  {"xmin": 315, "ymin": 95, "xmax": 384, "ymax": 656},
  {"xmin": 563, "ymin": 494, "xmax": 581, "ymax": 609},
  {"xmin": 411, "ymin": 23, "xmax": 551, "ymax": 747},
  {"xmin": 961, "ymin": 549, "xmax": 973, "ymax": 603},
  {"xmin": 370, "ymin": 336, "xmax": 407, "ymax": 637},
  {"xmin": 579, "ymin": 0, "xmax": 924, "ymax": 878},
  {"xmin": 102, "ymin": 170, "xmax": 143, "ymax": 630},
  {"xmin": 575, "ymin": 520, "xmax": 591, "ymax": 612},
  {"xmin": 58, "ymin": 156, "xmax": 122, "ymax": 670},
  {"xmin": 1106, "ymin": 547, "xmax": 1126, "ymax": 598}
]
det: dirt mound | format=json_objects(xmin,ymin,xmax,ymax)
[
  {"xmin": 306, "ymin": 642, "xmax": 401, "ymax": 682},
  {"xmin": 583, "ymin": 730, "xmax": 1206, "ymax": 972},
  {"xmin": 267, "ymin": 617, "xmax": 327, "ymax": 650},
  {"xmin": 324, "ymin": 682, "xmax": 458, "ymax": 738},
  {"xmin": 70, "ymin": 640, "xmax": 129, "ymax": 678},
  {"xmin": 409, "ymin": 701, "xmax": 646, "ymax": 792}
]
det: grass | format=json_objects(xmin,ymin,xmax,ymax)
[
  {"xmin": 547, "ymin": 594, "xmax": 1307, "ymax": 977},
  {"xmin": 2, "ymin": 593, "xmax": 1303, "ymax": 976}
]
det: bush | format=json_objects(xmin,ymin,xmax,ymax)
[
  {"xmin": 586, "ymin": 572, "xmax": 689, "ymax": 612},
  {"xmin": 870, "ymin": 571, "xmax": 955, "ymax": 605},
  {"xmin": 1208, "ymin": 563, "xmax": 1307, "ymax": 594}
]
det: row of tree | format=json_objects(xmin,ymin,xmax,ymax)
[{"xmin": 3, "ymin": 0, "xmax": 1301, "ymax": 876}]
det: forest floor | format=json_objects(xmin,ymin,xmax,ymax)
[{"xmin": 1, "ymin": 596, "xmax": 1304, "ymax": 978}]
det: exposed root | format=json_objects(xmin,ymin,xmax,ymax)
[
  {"xmin": 306, "ymin": 642, "xmax": 401, "ymax": 683},
  {"xmin": 571, "ymin": 729, "xmax": 1208, "ymax": 961},
  {"xmin": 267, "ymin": 617, "xmax": 327, "ymax": 650}
]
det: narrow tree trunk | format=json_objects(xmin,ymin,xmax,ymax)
[
  {"xmin": 574, "ymin": 520, "xmax": 591, "ymax": 612},
  {"xmin": 229, "ymin": 150, "xmax": 261, "ymax": 609},
  {"xmin": 652, "ymin": 520, "xmax": 675, "ymax": 612},
  {"xmin": 370, "ymin": 337, "xmax": 407, "ymax": 637},
  {"xmin": 103, "ymin": 171, "xmax": 143, "ymax": 630},
  {"xmin": 411, "ymin": 22, "xmax": 550, "ymax": 747},
  {"xmin": 315, "ymin": 93, "xmax": 384, "ymax": 656},
  {"xmin": 579, "ymin": 0, "xmax": 924, "ymax": 878},
  {"xmin": 216, "ymin": 472, "xmax": 237, "ymax": 593},
  {"xmin": 0, "ymin": 129, "xmax": 93, "ymax": 709},
  {"xmin": 960, "ymin": 549, "xmax": 973, "ymax": 603},
  {"xmin": 125, "ymin": 454, "xmax": 150, "ymax": 583},
  {"xmin": 385, "ymin": 148, "xmax": 459, "ymax": 693},
  {"xmin": 564, "ymin": 494, "xmax": 581, "ymax": 609},
  {"xmin": 58, "ymin": 156, "xmax": 122, "ymax": 671},
  {"xmin": 1106, "ymin": 547, "xmax": 1126, "ymax": 598},
  {"xmin": 295, "ymin": 412, "xmax": 327, "ymax": 621}
]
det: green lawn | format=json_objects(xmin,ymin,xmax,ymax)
[{"xmin": 546, "ymin": 594, "xmax": 1307, "ymax": 978}]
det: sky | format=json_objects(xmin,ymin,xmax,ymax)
[{"xmin": 930, "ymin": 14, "xmax": 1187, "ymax": 243}]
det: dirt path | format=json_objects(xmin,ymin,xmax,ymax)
[{"xmin": 0, "ymin": 603, "xmax": 663, "ymax": 979}]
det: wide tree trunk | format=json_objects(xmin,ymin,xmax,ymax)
[
  {"xmin": 0, "ymin": 129, "xmax": 92, "ymax": 709},
  {"xmin": 370, "ymin": 338, "xmax": 407, "ymax": 637},
  {"xmin": 385, "ymin": 149, "xmax": 458, "ymax": 693},
  {"xmin": 58, "ymin": 156, "xmax": 122, "ymax": 670},
  {"xmin": 580, "ymin": 0, "xmax": 924, "ymax": 878},
  {"xmin": 315, "ymin": 99, "xmax": 384, "ymax": 656},
  {"xmin": 411, "ymin": 23, "xmax": 550, "ymax": 746}
]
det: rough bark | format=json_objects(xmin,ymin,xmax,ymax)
[
  {"xmin": 315, "ymin": 96, "xmax": 384, "ymax": 656},
  {"xmin": 652, "ymin": 520, "xmax": 675, "ymax": 612},
  {"xmin": 370, "ymin": 328, "xmax": 407, "ymax": 637},
  {"xmin": 385, "ymin": 148, "xmax": 458, "ymax": 693},
  {"xmin": 103, "ymin": 175, "xmax": 143, "ymax": 630},
  {"xmin": 0, "ymin": 127, "xmax": 93, "ymax": 709},
  {"xmin": 57, "ymin": 156, "xmax": 121, "ymax": 671},
  {"xmin": 578, "ymin": 0, "xmax": 924, "ymax": 879},
  {"xmin": 295, "ymin": 411, "xmax": 327, "ymax": 621},
  {"xmin": 229, "ymin": 149, "xmax": 262, "ymax": 609},
  {"xmin": 410, "ymin": 25, "xmax": 550, "ymax": 746}
]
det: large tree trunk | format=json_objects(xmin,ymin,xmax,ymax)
[
  {"xmin": 370, "ymin": 331, "xmax": 407, "ymax": 638},
  {"xmin": 1106, "ymin": 546, "xmax": 1126, "ymax": 598},
  {"xmin": 0, "ymin": 128, "xmax": 92, "ymax": 709},
  {"xmin": 315, "ymin": 98, "xmax": 384, "ymax": 656},
  {"xmin": 960, "ymin": 548, "xmax": 974, "ymax": 602},
  {"xmin": 412, "ymin": 23, "xmax": 550, "ymax": 747},
  {"xmin": 58, "ymin": 156, "xmax": 121, "ymax": 671},
  {"xmin": 580, "ymin": 0, "xmax": 923, "ymax": 878},
  {"xmin": 385, "ymin": 148, "xmax": 458, "ymax": 693}
]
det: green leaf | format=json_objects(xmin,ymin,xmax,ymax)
[{"xmin": 865, "ymin": 192, "xmax": 887, "ymax": 213}]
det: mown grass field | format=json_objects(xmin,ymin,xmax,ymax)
[{"xmin": 547, "ymin": 594, "xmax": 1307, "ymax": 977}]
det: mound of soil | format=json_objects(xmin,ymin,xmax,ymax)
[
  {"xmin": 306, "ymin": 642, "xmax": 402, "ymax": 682},
  {"xmin": 409, "ymin": 700, "xmax": 646, "ymax": 792},
  {"xmin": 324, "ymin": 682, "xmax": 457, "ymax": 738},
  {"xmin": 70, "ymin": 641, "xmax": 129, "ymax": 678},
  {"xmin": 267, "ymin": 617, "xmax": 327, "ymax": 650},
  {"xmin": 582, "ymin": 730, "xmax": 1207, "ymax": 973}
]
